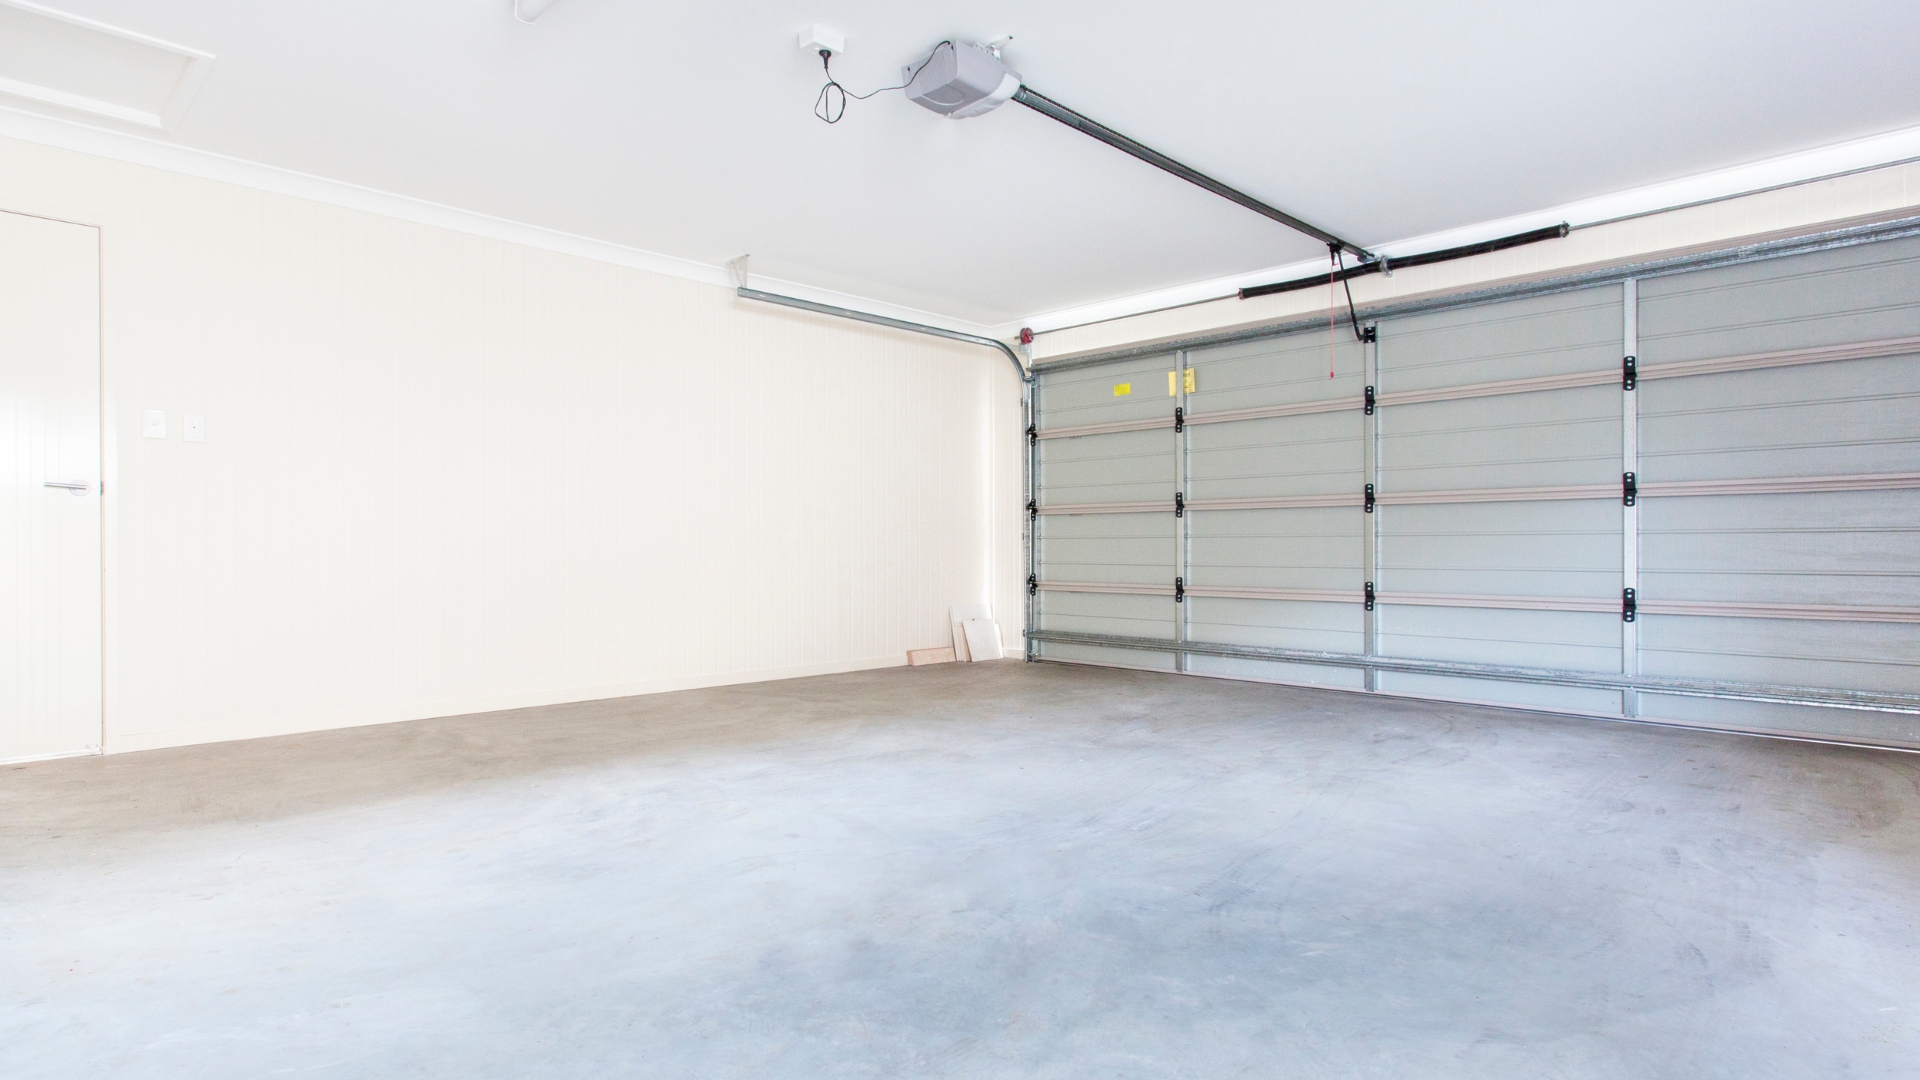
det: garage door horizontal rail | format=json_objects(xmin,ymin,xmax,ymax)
[
  {"xmin": 1639, "ymin": 599, "xmax": 1920, "ymax": 623},
  {"xmin": 1026, "ymin": 629, "xmax": 1920, "ymax": 717},
  {"xmin": 1036, "ymin": 581, "xmax": 1920, "ymax": 622},
  {"xmin": 1182, "ymin": 396, "xmax": 1365, "ymax": 428},
  {"xmin": 1038, "ymin": 580, "xmax": 1179, "ymax": 597},
  {"xmin": 1639, "ymin": 472, "xmax": 1920, "ymax": 498},
  {"xmin": 1037, "ymin": 582, "xmax": 1619, "ymax": 612},
  {"xmin": 1035, "ymin": 493, "xmax": 1364, "ymax": 514},
  {"xmin": 1030, "ymin": 416, "xmax": 1174, "ymax": 440},
  {"xmin": 1032, "ymin": 471, "xmax": 1920, "ymax": 516},
  {"xmin": 1033, "ymin": 499, "xmax": 1177, "ymax": 515},
  {"xmin": 1032, "ymin": 335, "xmax": 1920, "ymax": 442}
]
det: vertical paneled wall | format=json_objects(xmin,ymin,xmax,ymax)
[{"xmin": 0, "ymin": 135, "xmax": 1024, "ymax": 753}]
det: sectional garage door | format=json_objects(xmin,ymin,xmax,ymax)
[{"xmin": 1027, "ymin": 230, "xmax": 1920, "ymax": 749}]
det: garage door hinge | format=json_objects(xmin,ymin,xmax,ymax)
[
  {"xmin": 1174, "ymin": 492, "xmax": 1185, "ymax": 518},
  {"xmin": 1363, "ymin": 325, "xmax": 1378, "ymax": 343},
  {"xmin": 1623, "ymin": 472, "xmax": 1637, "ymax": 506},
  {"xmin": 1027, "ymin": 574, "xmax": 1038, "ymax": 597},
  {"xmin": 1365, "ymin": 581, "xmax": 1376, "ymax": 611},
  {"xmin": 1026, "ymin": 499, "xmax": 1037, "ymax": 519},
  {"xmin": 1174, "ymin": 577, "xmax": 1186, "ymax": 603},
  {"xmin": 1364, "ymin": 385, "xmax": 1376, "ymax": 415},
  {"xmin": 1623, "ymin": 587, "xmax": 1637, "ymax": 622},
  {"xmin": 1027, "ymin": 424, "xmax": 1037, "ymax": 446},
  {"xmin": 1364, "ymin": 483, "xmax": 1375, "ymax": 513},
  {"xmin": 1174, "ymin": 406, "xmax": 1185, "ymax": 433},
  {"xmin": 1623, "ymin": 355, "xmax": 1638, "ymax": 391}
]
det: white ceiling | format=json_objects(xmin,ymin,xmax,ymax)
[{"xmin": 9, "ymin": 1, "xmax": 1920, "ymax": 328}]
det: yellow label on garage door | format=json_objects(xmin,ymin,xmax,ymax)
[{"xmin": 1113, "ymin": 382, "xmax": 1131, "ymax": 396}]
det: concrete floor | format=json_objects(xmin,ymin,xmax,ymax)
[{"xmin": 3, "ymin": 662, "xmax": 1918, "ymax": 1078}]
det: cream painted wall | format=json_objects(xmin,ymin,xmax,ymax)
[{"xmin": 0, "ymin": 135, "xmax": 1027, "ymax": 755}]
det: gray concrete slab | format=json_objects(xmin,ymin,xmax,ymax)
[{"xmin": 3, "ymin": 661, "xmax": 1918, "ymax": 1078}]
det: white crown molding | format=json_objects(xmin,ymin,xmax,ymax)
[
  {"xmin": 991, "ymin": 122, "xmax": 1920, "ymax": 339},
  {"xmin": 0, "ymin": 102, "xmax": 1002, "ymax": 338}
]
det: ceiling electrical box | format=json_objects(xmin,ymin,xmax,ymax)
[
  {"xmin": 904, "ymin": 42, "xmax": 1020, "ymax": 119},
  {"xmin": 796, "ymin": 24, "xmax": 845, "ymax": 56}
]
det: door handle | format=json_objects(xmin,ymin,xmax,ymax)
[{"xmin": 43, "ymin": 480, "xmax": 90, "ymax": 495}]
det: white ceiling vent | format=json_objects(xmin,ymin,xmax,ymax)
[{"xmin": 0, "ymin": 1, "xmax": 213, "ymax": 130}]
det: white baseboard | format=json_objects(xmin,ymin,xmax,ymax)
[
  {"xmin": 0, "ymin": 746, "xmax": 103, "ymax": 766},
  {"xmin": 104, "ymin": 654, "xmax": 906, "ymax": 755}
]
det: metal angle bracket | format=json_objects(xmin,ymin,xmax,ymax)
[
  {"xmin": 1364, "ymin": 483, "xmax": 1376, "ymax": 513},
  {"xmin": 1365, "ymin": 581, "xmax": 1376, "ymax": 612},
  {"xmin": 1623, "ymin": 355, "xmax": 1638, "ymax": 391},
  {"xmin": 1027, "ymin": 574, "xmax": 1038, "ymax": 597},
  {"xmin": 1623, "ymin": 472, "xmax": 1637, "ymax": 506},
  {"xmin": 1027, "ymin": 424, "xmax": 1038, "ymax": 446},
  {"xmin": 1623, "ymin": 587, "xmax": 1637, "ymax": 623},
  {"xmin": 1026, "ymin": 499, "xmax": 1038, "ymax": 519},
  {"xmin": 1364, "ymin": 385, "xmax": 1376, "ymax": 415}
]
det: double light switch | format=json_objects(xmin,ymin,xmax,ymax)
[{"xmin": 142, "ymin": 411, "xmax": 206, "ymax": 441}]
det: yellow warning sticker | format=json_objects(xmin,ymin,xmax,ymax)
[
  {"xmin": 1186, "ymin": 367, "xmax": 1197, "ymax": 393},
  {"xmin": 1167, "ymin": 369, "xmax": 1197, "ymax": 395},
  {"xmin": 1113, "ymin": 382, "xmax": 1132, "ymax": 396}
]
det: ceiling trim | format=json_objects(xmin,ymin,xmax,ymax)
[
  {"xmin": 0, "ymin": 102, "xmax": 1003, "ymax": 337},
  {"xmin": 991, "ymin": 121, "xmax": 1920, "ymax": 340}
]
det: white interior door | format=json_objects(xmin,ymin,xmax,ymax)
[{"xmin": 1, "ymin": 210, "xmax": 101, "ymax": 762}]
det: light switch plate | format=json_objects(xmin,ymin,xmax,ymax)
[
  {"xmin": 183, "ymin": 413, "xmax": 205, "ymax": 442},
  {"xmin": 142, "ymin": 410, "xmax": 166, "ymax": 439}
]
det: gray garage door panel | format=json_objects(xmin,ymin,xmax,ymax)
[
  {"xmin": 1037, "ymin": 512, "xmax": 1174, "ymax": 586},
  {"xmin": 1377, "ymin": 672, "xmax": 1625, "ymax": 715},
  {"xmin": 1037, "ymin": 352, "xmax": 1180, "ymax": 426},
  {"xmin": 1379, "ymin": 387, "xmax": 1621, "ymax": 492},
  {"xmin": 1638, "ymin": 235, "xmax": 1920, "ymax": 360},
  {"xmin": 1185, "ymin": 330, "xmax": 1366, "ymax": 411},
  {"xmin": 1035, "ymin": 639, "xmax": 1178, "ymax": 671},
  {"xmin": 1185, "ymin": 654, "xmax": 1366, "ymax": 689},
  {"xmin": 1380, "ymin": 501, "xmax": 1620, "ymax": 598},
  {"xmin": 1036, "ymin": 590, "xmax": 1176, "ymax": 641},
  {"xmin": 1188, "ymin": 413, "xmax": 1361, "ymax": 501},
  {"xmin": 1186, "ymin": 596, "xmax": 1362, "ymax": 652},
  {"xmin": 1639, "ymin": 614, "xmax": 1920, "ymax": 693},
  {"xmin": 1366, "ymin": 287, "xmax": 1630, "ymax": 712},
  {"xmin": 1188, "ymin": 507, "xmax": 1361, "ymax": 591},
  {"xmin": 1379, "ymin": 286, "xmax": 1622, "ymax": 388},
  {"xmin": 1641, "ymin": 490, "xmax": 1920, "ymax": 606},
  {"xmin": 1636, "ymin": 694, "xmax": 1920, "ymax": 746},
  {"xmin": 1379, "ymin": 606, "xmax": 1621, "ymax": 673},
  {"xmin": 1639, "ymin": 353, "xmax": 1920, "ymax": 481},
  {"xmin": 1038, "ymin": 429, "xmax": 1175, "ymax": 507}
]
